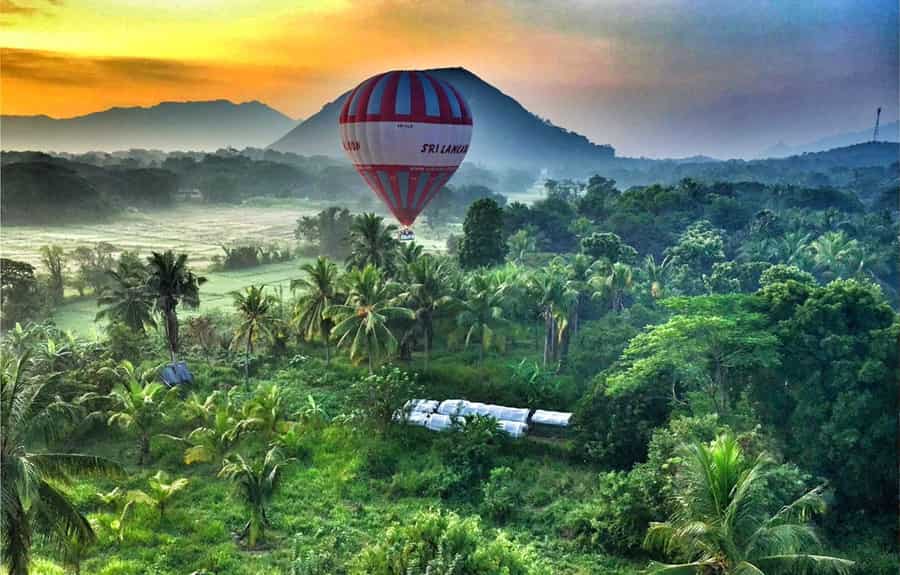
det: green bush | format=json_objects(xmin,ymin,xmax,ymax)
[
  {"xmin": 348, "ymin": 367, "xmax": 422, "ymax": 433},
  {"xmin": 562, "ymin": 471, "xmax": 651, "ymax": 555},
  {"xmin": 481, "ymin": 466, "xmax": 519, "ymax": 523},
  {"xmin": 350, "ymin": 509, "xmax": 535, "ymax": 575},
  {"xmin": 437, "ymin": 415, "xmax": 508, "ymax": 489}
]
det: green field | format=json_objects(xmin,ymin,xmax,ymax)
[
  {"xmin": 51, "ymin": 260, "xmax": 312, "ymax": 335},
  {"xmin": 3, "ymin": 201, "xmax": 454, "ymax": 335}
]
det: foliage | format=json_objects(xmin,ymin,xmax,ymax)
[
  {"xmin": 644, "ymin": 434, "xmax": 853, "ymax": 575},
  {"xmin": 1, "ymin": 351, "xmax": 122, "ymax": 575},
  {"xmin": 291, "ymin": 257, "xmax": 340, "ymax": 363},
  {"xmin": 437, "ymin": 415, "xmax": 508, "ymax": 488},
  {"xmin": 348, "ymin": 367, "xmax": 421, "ymax": 433},
  {"xmin": 218, "ymin": 447, "xmax": 294, "ymax": 548},
  {"xmin": 1, "ymin": 258, "xmax": 48, "ymax": 328},
  {"xmin": 564, "ymin": 471, "xmax": 651, "ymax": 556},
  {"xmin": 459, "ymin": 198, "xmax": 508, "ymax": 269},
  {"xmin": 481, "ymin": 466, "xmax": 520, "ymax": 523},
  {"xmin": 351, "ymin": 509, "xmax": 536, "ymax": 575},
  {"xmin": 346, "ymin": 213, "xmax": 399, "ymax": 273},
  {"xmin": 40, "ymin": 245, "xmax": 67, "ymax": 304},
  {"xmin": 326, "ymin": 265, "xmax": 414, "ymax": 371},
  {"xmin": 295, "ymin": 206, "xmax": 354, "ymax": 260},
  {"xmin": 146, "ymin": 250, "xmax": 206, "ymax": 361}
]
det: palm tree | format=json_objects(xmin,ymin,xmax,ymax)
[
  {"xmin": 397, "ymin": 255, "xmax": 455, "ymax": 369},
  {"xmin": 594, "ymin": 261, "xmax": 633, "ymax": 312},
  {"xmin": 346, "ymin": 213, "xmax": 399, "ymax": 273},
  {"xmin": 232, "ymin": 285, "xmax": 278, "ymax": 385},
  {"xmin": 643, "ymin": 434, "xmax": 854, "ymax": 575},
  {"xmin": 95, "ymin": 265, "xmax": 155, "ymax": 333},
  {"xmin": 146, "ymin": 251, "xmax": 206, "ymax": 362},
  {"xmin": 507, "ymin": 228, "xmax": 537, "ymax": 264},
  {"xmin": 102, "ymin": 361, "xmax": 177, "ymax": 465},
  {"xmin": 530, "ymin": 263, "xmax": 574, "ymax": 366},
  {"xmin": 125, "ymin": 470, "xmax": 190, "ymax": 521},
  {"xmin": 1, "ymin": 352, "xmax": 122, "ymax": 575},
  {"xmin": 291, "ymin": 257, "xmax": 340, "ymax": 365},
  {"xmin": 397, "ymin": 241, "xmax": 424, "ymax": 272},
  {"xmin": 808, "ymin": 231, "xmax": 861, "ymax": 281},
  {"xmin": 565, "ymin": 254, "xmax": 602, "ymax": 336},
  {"xmin": 326, "ymin": 265, "xmax": 414, "ymax": 372},
  {"xmin": 456, "ymin": 271, "xmax": 507, "ymax": 364},
  {"xmin": 219, "ymin": 447, "xmax": 294, "ymax": 548},
  {"xmin": 644, "ymin": 254, "xmax": 672, "ymax": 300}
]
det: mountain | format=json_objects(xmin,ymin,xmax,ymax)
[
  {"xmin": 760, "ymin": 121, "xmax": 900, "ymax": 158},
  {"xmin": 269, "ymin": 67, "xmax": 615, "ymax": 171},
  {"xmin": 1, "ymin": 100, "xmax": 298, "ymax": 153}
]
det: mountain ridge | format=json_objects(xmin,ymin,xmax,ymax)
[
  {"xmin": 1, "ymin": 100, "xmax": 298, "ymax": 152},
  {"xmin": 269, "ymin": 67, "xmax": 616, "ymax": 172}
]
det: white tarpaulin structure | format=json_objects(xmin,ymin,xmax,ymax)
[
  {"xmin": 531, "ymin": 410, "xmax": 572, "ymax": 427},
  {"xmin": 397, "ymin": 398, "xmax": 573, "ymax": 438}
]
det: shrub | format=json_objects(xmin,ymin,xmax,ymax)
[
  {"xmin": 437, "ymin": 415, "xmax": 507, "ymax": 489},
  {"xmin": 562, "ymin": 471, "xmax": 651, "ymax": 555},
  {"xmin": 348, "ymin": 367, "xmax": 422, "ymax": 433},
  {"xmin": 481, "ymin": 466, "xmax": 519, "ymax": 522},
  {"xmin": 350, "ymin": 509, "xmax": 535, "ymax": 575}
]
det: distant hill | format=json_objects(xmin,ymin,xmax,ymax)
[
  {"xmin": 1, "ymin": 100, "xmax": 298, "ymax": 153},
  {"xmin": 760, "ymin": 121, "xmax": 900, "ymax": 158},
  {"xmin": 269, "ymin": 67, "xmax": 615, "ymax": 172}
]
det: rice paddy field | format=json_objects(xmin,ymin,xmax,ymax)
[{"xmin": 1, "ymin": 200, "xmax": 453, "ymax": 335}]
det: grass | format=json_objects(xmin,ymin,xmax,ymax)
[
  {"xmin": 28, "ymin": 356, "xmax": 643, "ymax": 575},
  {"xmin": 5, "ymin": 200, "xmax": 454, "ymax": 335}
]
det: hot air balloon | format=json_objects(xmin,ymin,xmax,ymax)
[{"xmin": 339, "ymin": 70, "xmax": 473, "ymax": 240}]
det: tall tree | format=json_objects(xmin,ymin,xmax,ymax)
[
  {"xmin": 459, "ymin": 198, "xmax": 507, "ymax": 269},
  {"xmin": 146, "ymin": 251, "xmax": 206, "ymax": 362},
  {"xmin": 530, "ymin": 263, "xmax": 574, "ymax": 366},
  {"xmin": 95, "ymin": 257, "xmax": 155, "ymax": 333},
  {"xmin": 291, "ymin": 257, "xmax": 340, "ymax": 365},
  {"xmin": 346, "ymin": 213, "xmax": 399, "ymax": 273},
  {"xmin": 326, "ymin": 265, "xmax": 414, "ymax": 372},
  {"xmin": 594, "ymin": 262, "xmax": 634, "ymax": 313},
  {"xmin": 456, "ymin": 272, "xmax": 507, "ymax": 363},
  {"xmin": 1, "ymin": 352, "xmax": 121, "ymax": 575},
  {"xmin": 231, "ymin": 285, "xmax": 278, "ymax": 385},
  {"xmin": 398, "ymin": 255, "xmax": 454, "ymax": 369},
  {"xmin": 644, "ymin": 434, "xmax": 853, "ymax": 575},
  {"xmin": 40, "ymin": 245, "xmax": 66, "ymax": 304}
]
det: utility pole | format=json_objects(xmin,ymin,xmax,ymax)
[{"xmin": 872, "ymin": 107, "xmax": 881, "ymax": 142}]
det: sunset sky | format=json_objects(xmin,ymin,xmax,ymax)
[{"xmin": 2, "ymin": 0, "xmax": 897, "ymax": 157}]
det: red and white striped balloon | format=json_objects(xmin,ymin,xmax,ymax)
[{"xmin": 338, "ymin": 70, "xmax": 473, "ymax": 228}]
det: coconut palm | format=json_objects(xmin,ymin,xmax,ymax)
[
  {"xmin": 95, "ymin": 264, "xmax": 155, "ymax": 333},
  {"xmin": 124, "ymin": 471, "xmax": 190, "ymax": 521},
  {"xmin": 808, "ymin": 231, "xmax": 861, "ymax": 281},
  {"xmin": 644, "ymin": 254, "xmax": 672, "ymax": 300},
  {"xmin": 291, "ymin": 257, "xmax": 340, "ymax": 365},
  {"xmin": 146, "ymin": 251, "xmax": 206, "ymax": 362},
  {"xmin": 346, "ymin": 212, "xmax": 399, "ymax": 273},
  {"xmin": 397, "ymin": 241, "xmax": 425, "ymax": 272},
  {"xmin": 456, "ymin": 271, "xmax": 507, "ymax": 364},
  {"xmin": 177, "ymin": 399, "xmax": 243, "ymax": 467},
  {"xmin": 565, "ymin": 254, "xmax": 603, "ymax": 335},
  {"xmin": 326, "ymin": 265, "xmax": 414, "ymax": 372},
  {"xmin": 102, "ymin": 361, "xmax": 177, "ymax": 465},
  {"xmin": 507, "ymin": 228, "xmax": 537, "ymax": 264},
  {"xmin": 397, "ymin": 255, "xmax": 455, "ymax": 369},
  {"xmin": 643, "ymin": 434, "xmax": 854, "ymax": 575},
  {"xmin": 530, "ymin": 263, "xmax": 574, "ymax": 366},
  {"xmin": 594, "ymin": 261, "xmax": 634, "ymax": 312},
  {"xmin": 219, "ymin": 447, "xmax": 294, "ymax": 548},
  {"xmin": 1, "ymin": 351, "xmax": 122, "ymax": 575},
  {"xmin": 232, "ymin": 285, "xmax": 278, "ymax": 385}
]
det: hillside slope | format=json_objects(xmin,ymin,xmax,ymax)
[
  {"xmin": 269, "ymin": 67, "xmax": 615, "ymax": 171},
  {"xmin": 1, "ymin": 100, "xmax": 297, "ymax": 152}
]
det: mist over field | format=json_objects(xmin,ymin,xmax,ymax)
[{"xmin": 1, "ymin": 2, "xmax": 898, "ymax": 575}]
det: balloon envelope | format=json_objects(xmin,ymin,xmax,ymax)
[{"xmin": 338, "ymin": 70, "xmax": 473, "ymax": 227}]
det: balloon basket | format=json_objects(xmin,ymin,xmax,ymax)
[{"xmin": 398, "ymin": 228, "xmax": 415, "ymax": 242}]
